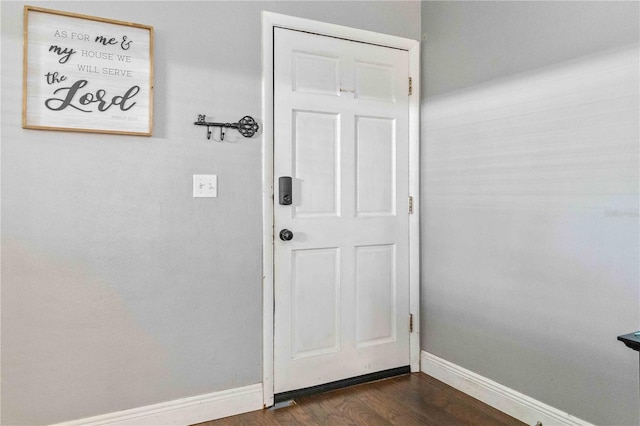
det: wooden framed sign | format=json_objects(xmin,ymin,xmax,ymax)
[{"xmin": 23, "ymin": 6, "xmax": 154, "ymax": 136}]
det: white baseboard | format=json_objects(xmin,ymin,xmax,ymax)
[
  {"xmin": 51, "ymin": 383, "xmax": 263, "ymax": 426},
  {"xmin": 420, "ymin": 351, "xmax": 593, "ymax": 426}
]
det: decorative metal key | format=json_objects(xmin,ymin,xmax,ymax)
[{"xmin": 194, "ymin": 114, "xmax": 259, "ymax": 140}]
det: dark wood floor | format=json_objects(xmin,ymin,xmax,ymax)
[{"xmin": 194, "ymin": 373, "xmax": 525, "ymax": 426}]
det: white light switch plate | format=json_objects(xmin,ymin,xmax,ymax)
[{"xmin": 193, "ymin": 174, "xmax": 218, "ymax": 197}]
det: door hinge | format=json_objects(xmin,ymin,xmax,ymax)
[
  {"xmin": 408, "ymin": 77, "xmax": 413, "ymax": 96},
  {"xmin": 409, "ymin": 314, "xmax": 414, "ymax": 333},
  {"xmin": 409, "ymin": 196, "xmax": 414, "ymax": 214}
]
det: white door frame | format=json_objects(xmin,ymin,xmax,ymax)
[{"xmin": 261, "ymin": 11, "xmax": 420, "ymax": 408}]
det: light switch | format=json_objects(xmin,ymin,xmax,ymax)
[{"xmin": 193, "ymin": 174, "xmax": 218, "ymax": 198}]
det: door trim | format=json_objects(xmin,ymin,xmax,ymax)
[{"xmin": 261, "ymin": 11, "xmax": 420, "ymax": 408}]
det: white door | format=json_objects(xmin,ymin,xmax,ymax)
[{"xmin": 273, "ymin": 27, "xmax": 411, "ymax": 394}]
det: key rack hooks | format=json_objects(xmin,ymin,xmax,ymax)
[{"xmin": 194, "ymin": 114, "xmax": 259, "ymax": 141}]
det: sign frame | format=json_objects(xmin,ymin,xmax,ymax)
[{"xmin": 23, "ymin": 6, "xmax": 154, "ymax": 136}]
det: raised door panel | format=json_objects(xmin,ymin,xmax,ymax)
[
  {"xmin": 291, "ymin": 248, "xmax": 341, "ymax": 359},
  {"xmin": 355, "ymin": 62, "xmax": 396, "ymax": 103},
  {"xmin": 355, "ymin": 244, "xmax": 396, "ymax": 347},
  {"xmin": 356, "ymin": 116, "xmax": 396, "ymax": 216},
  {"xmin": 293, "ymin": 52, "xmax": 340, "ymax": 96},
  {"xmin": 293, "ymin": 111, "xmax": 341, "ymax": 218}
]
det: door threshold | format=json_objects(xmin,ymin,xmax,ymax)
[
  {"xmin": 268, "ymin": 399, "xmax": 297, "ymax": 411},
  {"xmin": 273, "ymin": 365, "xmax": 410, "ymax": 404}
]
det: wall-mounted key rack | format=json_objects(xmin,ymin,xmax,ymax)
[{"xmin": 194, "ymin": 114, "xmax": 259, "ymax": 141}]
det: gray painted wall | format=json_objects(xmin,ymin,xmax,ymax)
[
  {"xmin": 423, "ymin": 1, "xmax": 640, "ymax": 98},
  {"xmin": 421, "ymin": 2, "xmax": 639, "ymax": 425},
  {"xmin": 0, "ymin": 2, "xmax": 420, "ymax": 424}
]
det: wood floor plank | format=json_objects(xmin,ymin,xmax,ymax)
[
  {"xmin": 295, "ymin": 386, "xmax": 392, "ymax": 425},
  {"xmin": 193, "ymin": 373, "xmax": 526, "ymax": 426},
  {"xmin": 205, "ymin": 410, "xmax": 279, "ymax": 426},
  {"xmin": 361, "ymin": 375, "xmax": 468, "ymax": 425},
  {"xmin": 415, "ymin": 374, "xmax": 524, "ymax": 426},
  {"xmin": 269, "ymin": 401, "xmax": 317, "ymax": 425},
  {"xmin": 352, "ymin": 377, "xmax": 441, "ymax": 424}
]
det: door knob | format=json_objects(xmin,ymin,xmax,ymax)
[{"xmin": 279, "ymin": 229, "xmax": 294, "ymax": 241}]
